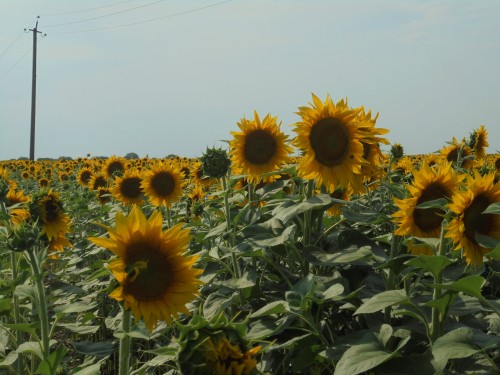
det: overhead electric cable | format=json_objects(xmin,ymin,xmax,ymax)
[
  {"xmin": 40, "ymin": 0, "xmax": 140, "ymax": 16},
  {"xmin": 49, "ymin": 0, "xmax": 233, "ymax": 35},
  {"xmin": 44, "ymin": 0, "xmax": 167, "ymax": 28},
  {"xmin": 0, "ymin": 47, "xmax": 33, "ymax": 81}
]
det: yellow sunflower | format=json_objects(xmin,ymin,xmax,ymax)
[
  {"xmin": 89, "ymin": 205, "xmax": 203, "ymax": 331},
  {"xmin": 445, "ymin": 172, "xmax": 500, "ymax": 267},
  {"xmin": 440, "ymin": 137, "xmax": 473, "ymax": 169},
  {"xmin": 141, "ymin": 162, "xmax": 186, "ymax": 207},
  {"xmin": 96, "ymin": 187, "xmax": 112, "ymax": 205},
  {"xmin": 6, "ymin": 189, "xmax": 30, "ymax": 226},
  {"xmin": 103, "ymin": 156, "xmax": 126, "ymax": 178},
  {"xmin": 77, "ymin": 167, "xmax": 93, "ymax": 187},
  {"xmin": 31, "ymin": 189, "xmax": 71, "ymax": 242},
  {"xmin": 230, "ymin": 111, "xmax": 293, "ymax": 184},
  {"xmin": 38, "ymin": 177, "xmax": 50, "ymax": 188},
  {"xmin": 203, "ymin": 337, "xmax": 261, "ymax": 375},
  {"xmin": 292, "ymin": 93, "xmax": 368, "ymax": 193},
  {"xmin": 471, "ymin": 125, "xmax": 489, "ymax": 159},
  {"xmin": 111, "ymin": 169, "xmax": 144, "ymax": 206},
  {"xmin": 393, "ymin": 162, "xmax": 461, "ymax": 238}
]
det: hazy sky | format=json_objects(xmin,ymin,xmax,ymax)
[{"xmin": 1, "ymin": 0, "xmax": 499, "ymax": 160}]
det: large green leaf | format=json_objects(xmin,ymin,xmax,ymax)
[
  {"xmin": 303, "ymin": 245, "xmax": 372, "ymax": 266},
  {"xmin": 406, "ymin": 255, "xmax": 454, "ymax": 279},
  {"xmin": 432, "ymin": 275, "xmax": 485, "ymax": 300},
  {"xmin": 36, "ymin": 345, "xmax": 68, "ymax": 375},
  {"xmin": 250, "ymin": 301, "xmax": 289, "ymax": 319},
  {"xmin": 432, "ymin": 327, "xmax": 480, "ymax": 373},
  {"xmin": 73, "ymin": 341, "xmax": 117, "ymax": 357},
  {"xmin": 334, "ymin": 327, "xmax": 409, "ymax": 375},
  {"xmin": 354, "ymin": 290, "xmax": 410, "ymax": 315},
  {"xmin": 272, "ymin": 194, "xmax": 333, "ymax": 224}
]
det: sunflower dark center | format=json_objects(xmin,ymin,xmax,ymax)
[
  {"xmin": 446, "ymin": 148, "xmax": 459, "ymax": 163},
  {"xmin": 93, "ymin": 176, "xmax": 107, "ymax": 190},
  {"xmin": 120, "ymin": 177, "xmax": 142, "ymax": 199},
  {"xmin": 414, "ymin": 183, "xmax": 449, "ymax": 232},
  {"xmin": 243, "ymin": 129, "xmax": 277, "ymax": 165},
  {"xmin": 463, "ymin": 194, "xmax": 494, "ymax": 244},
  {"xmin": 310, "ymin": 117, "xmax": 350, "ymax": 167},
  {"xmin": 80, "ymin": 171, "xmax": 92, "ymax": 183},
  {"xmin": 107, "ymin": 162, "xmax": 124, "ymax": 176},
  {"xmin": 196, "ymin": 167, "xmax": 204, "ymax": 179},
  {"xmin": 123, "ymin": 242, "xmax": 173, "ymax": 300},
  {"xmin": 151, "ymin": 172, "xmax": 175, "ymax": 197},
  {"xmin": 44, "ymin": 199, "xmax": 60, "ymax": 223},
  {"xmin": 495, "ymin": 158, "xmax": 500, "ymax": 171}
]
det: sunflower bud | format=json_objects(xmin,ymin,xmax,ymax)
[
  {"xmin": 390, "ymin": 143, "xmax": 404, "ymax": 161},
  {"xmin": 6, "ymin": 221, "xmax": 39, "ymax": 252},
  {"xmin": 200, "ymin": 147, "xmax": 231, "ymax": 179}
]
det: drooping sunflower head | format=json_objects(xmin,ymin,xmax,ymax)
[
  {"xmin": 89, "ymin": 205, "xmax": 203, "ymax": 331},
  {"xmin": 177, "ymin": 314, "xmax": 261, "ymax": 375},
  {"xmin": 103, "ymin": 156, "xmax": 126, "ymax": 178},
  {"xmin": 390, "ymin": 143, "xmax": 404, "ymax": 161},
  {"xmin": 393, "ymin": 162, "xmax": 460, "ymax": 238},
  {"xmin": 469, "ymin": 125, "xmax": 489, "ymax": 159},
  {"xmin": 446, "ymin": 172, "xmax": 500, "ymax": 267},
  {"xmin": 293, "ymin": 93, "xmax": 367, "ymax": 193},
  {"xmin": 111, "ymin": 169, "xmax": 144, "ymax": 206},
  {"xmin": 230, "ymin": 111, "xmax": 293, "ymax": 184},
  {"xmin": 29, "ymin": 189, "xmax": 71, "ymax": 242},
  {"xmin": 141, "ymin": 162, "xmax": 186, "ymax": 207}
]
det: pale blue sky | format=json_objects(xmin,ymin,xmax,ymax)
[{"xmin": 1, "ymin": 0, "xmax": 499, "ymax": 160}]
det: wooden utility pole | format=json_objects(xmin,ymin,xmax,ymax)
[{"xmin": 27, "ymin": 17, "xmax": 44, "ymax": 161}]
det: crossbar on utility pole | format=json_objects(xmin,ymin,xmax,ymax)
[{"xmin": 27, "ymin": 17, "xmax": 44, "ymax": 161}]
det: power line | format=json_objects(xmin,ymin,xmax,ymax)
[
  {"xmin": 44, "ymin": 0, "xmax": 167, "ymax": 28},
  {"xmin": 0, "ymin": 18, "xmax": 38, "ymax": 60},
  {"xmin": 40, "ymin": 0, "xmax": 141, "ymax": 17},
  {"xmin": 0, "ymin": 47, "xmax": 33, "ymax": 81},
  {"xmin": 49, "ymin": 0, "xmax": 234, "ymax": 35}
]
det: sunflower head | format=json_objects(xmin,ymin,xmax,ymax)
[
  {"xmin": 469, "ymin": 125, "xmax": 489, "ymax": 159},
  {"xmin": 390, "ymin": 143, "xmax": 404, "ymax": 161},
  {"xmin": 29, "ymin": 189, "xmax": 71, "ymax": 242},
  {"xmin": 89, "ymin": 205, "xmax": 202, "ymax": 331},
  {"xmin": 141, "ymin": 162, "xmax": 186, "ymax": 207},
  {"xmin": 293, "ymin": 93, "xmax": 370, "ymax": 193},
  {"xmin": 177, "ymin": 314, "xmax": 261, "ymax": 375},
  {"xmin": 104, "ymin": 156, "xmax": 126, "ymax": 178},
  {"xmin": 111, "ymin": 169, "xmax": 144, "ymax": 206},
  {"xmin": 230, "ymin": 111, "xmax": 293, "ymax": 184},
  {"xmin": 200, "ymin": 147, "xmax": 231, "ymax": 179},
  {"xmin": 446, "ymin": 172, "xmax": 500, "ymax": 267}
]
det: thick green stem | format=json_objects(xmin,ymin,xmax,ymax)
[
  {"xmin": 26, "ymin": 248, "xmax": 50, "ymax": 360},
  {"xmin": 303, "ymin": 180, "xmax": 315, "ymax": 248},
  {"xmin": 431, "ymin": 223, "xmax": 448, "ymax": 342},
  {"xmin": 118, "ymin": 308, "xmax": 132, "ymax": 375},
  {"xmin": 10, "ymin": 252, "xmax": 24, "ymax": 373},
  {"xmin": 384, "ymin": 233, "xmax": 401, "ymax": 324}
]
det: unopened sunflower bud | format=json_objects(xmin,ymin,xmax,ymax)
[
  {"xmin": 200, "ymin": 147, "xmax": 231, "ymax": 179},
  {"xmin": 390, "ymin": 143, "xmax": 404, "ymax": 161},
  {"xmin": 7, "ymin": 222, "xmax": 39, "ymax": 252}
]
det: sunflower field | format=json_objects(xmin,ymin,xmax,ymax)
[{"xmin": 0, "ymin": 93, "xmax": 500, "ymax": 375}]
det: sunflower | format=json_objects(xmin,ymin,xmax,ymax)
[
  {"xmin": 111, "ymin": 169, "xmax": 144, "ymax": 206},
  {"xmin": 470, "ymin": 125, "xmax": 489, "ymax": 159},
  {"xmin": 446, "ymin": 172, "xmax": 500, "ymax": 267},
  {"xmin": 203, "ymin": 337, "xmax": 261, "ymax": 375},
  {"xmin": 89, "ymin": 174, "xmax": 108, "ymax": 191},
  {"xmin": 141, "ymin": 162, "xmax": 186, "ymax": 207},
  {"xmin": 191, "ymin": 160, "xmax": 215, "ymax": 188},
  {"xmin": 77, "ymin": 168, "xmax": 93, "ymax": 187},
  {"xmin": 6, "ymin": 188, "xmax": 30, "ymax": 226},
  {"xmin": 30, "ymin": 189, "xmax": 71, "ymax": 242},
  {"xmin": 96, "ymin": 187, "xmax": 112, "ymax": 205},
  {"xmin": 326, "ymin": 186, "xmax": 349, "ymax": 217},
  {"xmin": 440, "ymin": 137, "xmax": 473, "ymax": 169},
  {"xmin": 230, "ymin": 111, "xmax": 292, "ymax": 184},
  {"xmin": 104, "ymin": 156, "xmax": 126, "ymax": 178},
  {"xmin": 89, "ymin": 205, "xmax": 203, "ymax": 331},
  {"xmin": 393, "ymin": 162, "xmax": 461, "ymax": 238},
  {"xmin": 293, "ymin": 94, "xmax": 368, "ymax": 193},
  {"xmin": 38, "ymin": 178, "xmax": 49, "ymax": 188}
]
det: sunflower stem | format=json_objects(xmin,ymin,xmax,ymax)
[
  {"xmin": 222, "ymin": 177, "xmax": 244, "ymax": 304},
  {"xmin": 26, "ymin": 247, "xmax": 50, "ymax": 361},
  {"xmin": 10, "ymin": 251, "xmax": 25, "ymax": 373},
  {"xmin": 431, "ymin": 223, "xmax": 448, "ymax": 342},
  {"xmin": 384, "ymin": 232, "xmax": 401, "ymax": 324},
  {"xmin": 166, "ymin": 207, "xmax": 172, "ymax": 227},
  {"xmin": 303, "ymin": 179, "xmax": 315, "ymax": 248},
  {"xmin": 118, "ymin": 308, "xmax": 132, "ymax": 375}
]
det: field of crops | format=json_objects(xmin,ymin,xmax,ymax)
[{"xmin": 1, "ymin": 94, "xmax": 499, "ymax": 374}]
